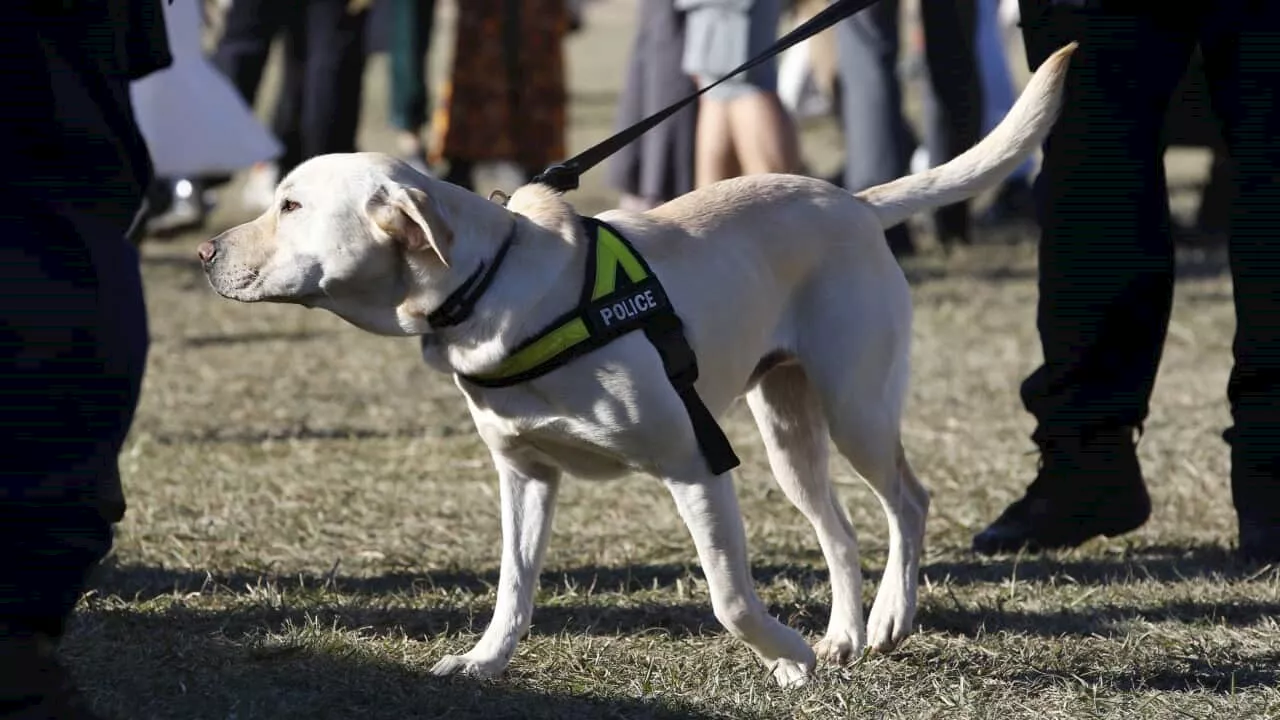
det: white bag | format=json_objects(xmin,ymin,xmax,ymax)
[
  {"xmin": 130, "ymin": 0, "xmax": 282, "ymax": 178},
  {"xmin": 777, "ymin": 39, "xmax": 831, "ymax": 121}
]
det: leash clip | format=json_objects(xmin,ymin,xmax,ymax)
[{"xmin": 530, "ymin": 163, "xmax": 580, "ymax": 193}]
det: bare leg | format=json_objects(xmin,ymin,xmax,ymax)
[
  {"xmin": 694, "ymin": 96, "xmax": 742, "ymax": 187},
  {"xmin": 728, "ymin": 90, "xmax": 802, "ymax": 176}
]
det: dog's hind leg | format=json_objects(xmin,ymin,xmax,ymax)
[
  {"xmin": 800, "ymin": 276, "xmax": 928, "ymax": 654},
  {"xmin": 746, "ymin": 363, "xmax": 868, "ymax": 665},
  {"xmin": 820, "ymin": 394, "xmax": 927, "ymax": 654}
]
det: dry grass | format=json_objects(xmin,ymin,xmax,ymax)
[{"xmin": 66, "ymin": 3, "xmax": 1280, "ymax": 718}]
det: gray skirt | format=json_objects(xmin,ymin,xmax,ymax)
[{"xmin": 678, "ymin": 0, "xmax": 782, "ymax": 99}]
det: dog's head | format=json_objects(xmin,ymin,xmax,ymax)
[{"xmin": 198, "ymin": 153, "xmax": 457, "ymax": 335}]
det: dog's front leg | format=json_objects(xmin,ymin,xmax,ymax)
[
  {"xmin": 664, "ymin": 471, "xmax": 817, "ymax": 687},
  {"xmin": 430, "ymin": 456, "xmax": 561, "ymax": 679}
]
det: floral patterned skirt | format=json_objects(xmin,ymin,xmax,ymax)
[{"xmin": 429, "ymin": 0, "xmax": 569, "ymax": 170}]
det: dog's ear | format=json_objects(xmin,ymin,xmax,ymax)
[{"xmin": 367, "ymin": 183, "xmax": 454, "ymax": 267}]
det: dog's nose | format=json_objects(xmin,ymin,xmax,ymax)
[{"xmin": 197, "ymin": 240, "xmax": 217, "ymax": 265}]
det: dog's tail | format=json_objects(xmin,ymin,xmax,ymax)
[{"xmin": 855, "ymin": 42, "xmax": 1076, "ymax": 230}]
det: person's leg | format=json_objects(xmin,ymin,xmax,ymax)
[
  {"xmin": 919, "ymin": 0, "xmax": 981, "ymax": 246},
  {"xmin": 694, "ymin": 98, "xmax": 741, "ymax": 187},
  {"xmin": 388, "ymin": 0, "xmax": 436, "ymax": 171},
  {"xmin": 975, "ymin": 0, "xmax": 1030, "ymax": 179},
  {"xmin": 833, "ymin": 0, "xmax": 916, "ymax": 255},
  {"xmin": 299, "ymin": 0, "xmax": 369, "ymax": 164},
  {"xmin": 1, "ymin": 5, "xmax": 156, "ymax": 710},
  {"xmin": 974, "ymin": 0, "xmax": 1037, "ymax": 226},
  {"xmin": 211, "ymin": 0, "xmax": 291, "ymax": 212},
  {"xmin": 683, "ymin": 4, "xmax": 745, "ymax": 186},
  {"xmin": 1200, "ymin": 1, "xmax": 1280, "ymax": 560},
  {"xmin": 973, "ymin": 1, "xmax": 1196, "ymax": 555},
  {"xmin": 725, "ymin": 0, "xmax": 800, "ymax": 177},
  {"xmin": 0, "ymin": 203, "xmax": 149, "ymax": 718},
  {"xmin": 683, "ymin": 1, "xmax": 796, "ymax": 186},
  {"xmin": 211, "ymin": 0, "xmax": 285, "ymax": 105}
]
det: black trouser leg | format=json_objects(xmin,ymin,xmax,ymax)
[
  {"xmin": 298, "ymin": 0, "xmax": 369, "ymax": 165},
  {"xmin": 211, "ymin": 0, "xmax": 302, "ymax": 172},
  {"xmin": 1017, "ymin": 4, "xmax": 1195, "ymax": 447},
  {"xmin": 0, "ymin": 202, "xmax": 148, "ymax": 641},
  {"xmin": 919, "ymin": 0, "xmax": 981, "ymax": 245},
  {"xmin": 211, "ymin": 0, "xmax": 289, "ymax": 105},
  {"xmin": 272, "ymin": 7, "xmax": 307, "ymax": 174},
  {"xmin": 835, "ymin": 0, "xmax": 916, "ymax": 253},
  {"xmin": 1201, "ymin": 3, "xmax": 1280, "ymax": 515}
]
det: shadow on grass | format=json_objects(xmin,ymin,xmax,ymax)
[
  {"xmin": 146, "ymin": 425, "xmax": 440, "ymax": 445},
  {"xmin": 91, "ymin": 543, "xmax": 1278, "ymax": 635},
  {"xmin": 925, "ymin": 596, "xmax": 1280, "ymax": 639},
  {"xmin": 920, "ymin": 543, "xmax": 1267, "ymax": 586},
  {"xmin": 69, "ymin": 603, "xmax": 717, "ymax": 720},
  {"xmin": 913, "ymin": 637, "xmax": 1280, "ymax": 695},
  {"xmin": 94, "ymin": 559, "xmax": 824, "ymax": 604},
  {"xmin": 176, "ymin": 330, "xmax": 332, "ymax": 348},
  {"xmin": 80, "ymin": 560, "xmax": 1280, "ymax": 703},
  {"xmin": 899, "ymin": 242, "xmax": 1231, "ymax": 286},
  {"xmin": 97, "ymin": 542, "xmax": 1268, "ymax": 603}
]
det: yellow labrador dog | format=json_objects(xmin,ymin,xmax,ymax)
[{"xmin": 199, "ymin": 43, "xmax": 1074, "ymax": 687}]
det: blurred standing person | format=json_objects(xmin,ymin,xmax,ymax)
[
  {"xmin": 0, "ymin": 2, "xmax": 170, "ymax": 718},
  {"xmin": 212, "ymin": 0, "xmax": 371, "ymax": 210},
  {"xmin": 133, "ymin": 0, "xmax": 283, "ymax": 235},
  {"xmin": 387, "ymin": 0, "xmax": 437, "ymax": 175},
  {"xmin": 431, "ymin": 0, "xmax": 571, "ymax": 191},
  {"xmin": 609, "ymin": 0, "xmax": 699, "ymax": 211},
  {"xmin": 678, "ymin": 0, "xmax": 802, "ymax": 188},
  {"xmin": 834, "ymin": 0, "xmax": 981, "ymax": 256}
]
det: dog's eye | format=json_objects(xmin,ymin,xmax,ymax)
[{"xmin": 280, "ymin": 199, "xmax": 301, "ymax": 214}]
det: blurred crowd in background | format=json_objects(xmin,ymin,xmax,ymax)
[{"xmin": 130, "ymin": 0, "xmax": 1230, "ymax": 254}]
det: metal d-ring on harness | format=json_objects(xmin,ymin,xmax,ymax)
[{"xmin": 427, "ymin": 0, "xmax": 879, "ymax": 475}]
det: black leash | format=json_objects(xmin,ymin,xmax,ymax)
[{"xmin": 530, "ymin": 0, "xmax": 880, "ymax": 193}]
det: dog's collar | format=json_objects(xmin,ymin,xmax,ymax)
[{"xmin": 425, "ymin": 220, "xmax": 518, "ymax": 329}]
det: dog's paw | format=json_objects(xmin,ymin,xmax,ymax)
[
  {"xmin": 769, "ymin": 656, "xmax": 816, "ymax": 688},
  {"xmin": 429, "ymin": 652, "xmax": 509, "ymax": 679},
  {"xmin": 813, "ymin": 627, "xmax": 866, "ymax": 665},
  {"xmin": 866, "ymin": 597, "xmax": 914, "ymax": 653}
]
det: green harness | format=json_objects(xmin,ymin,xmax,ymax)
[{"xmin": 445, "ymin": 216, "xmax": 740, "ymax": 476}]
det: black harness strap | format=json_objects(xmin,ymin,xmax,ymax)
[{"xmin": 638, "ymin": 307, "xmax": 741, "ymax": 476}]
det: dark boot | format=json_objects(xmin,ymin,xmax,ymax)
[
  {"xmin": 0, "ymin": 623, "xmax": 111, "ymax": 720},
  {"xmin": 1229, "ymin": 438, "xmax": 1280, "ymax": 563},
  {"xmin": 1238, "ymin": 517, "xmax": 1280, "ymax": 563},
  {"xmin": 972, "ymin": 426, "xmax": 1151, "ymax": 555}
]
